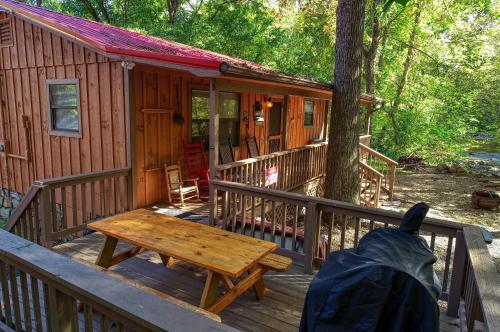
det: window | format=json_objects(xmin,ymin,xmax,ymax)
[
  {"xmin": 0, "ymin": 18, "xmax": 13, "ymax": 47},
  {"xmin": 304, "ymin": 100, "xmax": 314, "ymax": 127},
  {"xmin": 191, "ymin": 90, "xmax": 240, "ymax": 148},
  {"xmin": 47, "ymin": 79, "xmax": 81, "ymax": 136}
]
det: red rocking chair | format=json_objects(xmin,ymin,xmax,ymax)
[{"xmin": 183, "ymin": 141, "xmax": 210, "ymax": 197}]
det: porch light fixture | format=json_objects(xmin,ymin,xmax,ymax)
[
  {"xmin": 264, "ymin": 97, "xmax": 273, "ymax": 108},
  {"xmin": 253, "ymin": 101, "xmax": 264, "ymax": 124}
]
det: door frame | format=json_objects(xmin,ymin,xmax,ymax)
[{"xmin": 266, "ymin": 97, "xmax": 286, "ymax": 154}]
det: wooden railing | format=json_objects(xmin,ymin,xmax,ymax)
[
  {"xmin": 359, "ymin": 143, "xmax": 398, "ymax": 200},
  {"xmin": 211, "ymin": 179, "xmax": 498, "ymax": 331},
  {"xmin": 4, "ymin": 168, "xmax": 132, "ymax": 247},
  {"xmin": 452, "ymin": 227, "xmax": 500, "ymax": 332},
  {"xmin": 359, "ymin": 162, "xmax": 383, "ymax": 207},
  {"xmin": 0, "ymin": 230, "xmax": 233, "ymax": 332},
  {"xmin": 217, "ymin": 142, "xmax": 328, "ymax": 192}
]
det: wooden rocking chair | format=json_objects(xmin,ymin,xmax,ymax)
[
  {"xmin": 164, "ymin": 162, "xmax": 199, "ymax": 206},
  {"xmin": 245, "ymin": 136, "xmax": 260, "ymax": 158},
  {"xmin": 183, "ymin": 141, "xmax": 210, "ymax": 197}
]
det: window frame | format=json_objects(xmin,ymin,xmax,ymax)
[
  {"xmin": 189, "ymin": 88, "xmax": 241, "ymax": 148},
  {"xmin": 46, "ymin": 78, "xmax": 82, "ymax": 138},
  {"xmin": 304, "ymin": 99, "xmax": 314, "ymax": 128}
]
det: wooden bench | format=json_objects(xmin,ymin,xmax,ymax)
[
  {"xmin": 259, "ymin": 253, "xmax": 293, "ymax": 272},
  {"xmin": 73, "ymin": 255, "xmax": 222, "ymax": 322}
]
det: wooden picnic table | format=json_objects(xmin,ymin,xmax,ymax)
[{"xmin": 87, "ymin": 208, "xmax": 282, "ymax": 314}]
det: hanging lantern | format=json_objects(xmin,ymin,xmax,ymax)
[
  {"xmin": 264, "ymin": 97, "xmax": 273, "ymax": 108},
  {"xmin": 253, "ymin": 101, "xmax": 264, "ymax": 124}
]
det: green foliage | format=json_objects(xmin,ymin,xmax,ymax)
[{"xmin": 39, "ymin": 0, "xmax": 499, "ymax": 164}]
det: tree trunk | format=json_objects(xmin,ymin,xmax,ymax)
[
  {"xmin": 388, "ymin": 2, "xmax": 422, "ymax": 145},
  {"xmin": 363, "ymin": 0, "xmax": 380, "ymax": 95},
  {"xmin": 324, "ymin": 0, "xmax": 366, "ymax": 204},
  {"xmin": 167, "ymin": 0, "xmax": 180, "ymax": 25},
  {"xmin": 80, "ymin": 0, "xmax": 102, "ymax": 22},
  {"xmin": 97, "ymin": 0, "xmax": 111, "ymax": 23}
]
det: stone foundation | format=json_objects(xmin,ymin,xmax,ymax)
[{"xmin": 0, "ymin": 188, "xmax": 23, "ymax": 221}]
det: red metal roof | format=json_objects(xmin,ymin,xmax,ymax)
[{"xmin": 0, "ymin": 0, "xmax": 289, "ymax": 76}]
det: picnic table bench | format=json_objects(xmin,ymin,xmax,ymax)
[{"xmin": 88, "ymin": 209, "xmax": 292, "ymax": 314}]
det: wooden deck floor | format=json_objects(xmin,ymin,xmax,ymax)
[{"xmin": 53, "ymin": 229, "xmax": 460, "ymax": 332}]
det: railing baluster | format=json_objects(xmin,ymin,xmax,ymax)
[
  {"xmin": 9, "ymin": 264, "xmax": 23, "ymax": 330},
  {"xmin": 61, "ymin": 187, "xmax": 67, "ymax": 230},
  {"xmin": 250, "ymin": 196, "xmax": 256, "ymax": 237},
  {"xmin": 0, "ymin": 261, "xmax": 13, "ymax": 327},
  {"xmin": 260, "ymin": 199, "xmax": 265, "ymax": 240},
  {"xmin": 442, "ymin": 235, "xmax": 454, "ymax": 294},
  {"xmin": 292, "ymin": 206, "xmax": 298, "ymax": 252},
  {"xmin": 340, "ymin": 215, "xmax": 347, "ymax": 250},
  {"xmin": 281, "ymin": 204, "xmax": 287, "ymax": 248},
  {"xmin": 20, "ymin": 271, "xmax": 32, "ymax": 332},
  {"xmin": 30, "ymin": 276, "xmax": 42, "ymax": 332},
  {"xmin": 90, "ymin": 181, "xmax": 95, "ymax": 221},
  {"xmin": 81, "ymin": 183, "xmax": 87, "ymax": 225},
  {"xmin": 270, "ymin": 201, "xmax": 276, "ymax": 243},
  {"xmin": 84, "ymin": 304, "xmax": 93, "ymax": 332}
]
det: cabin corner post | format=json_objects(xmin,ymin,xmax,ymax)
[
  {"xmin": 208, "ymin": 78, "xmax": 219, "ymax": 226},
  {"xmin": 122, "ymin": 61, "xmax": 135, "ymax": 210}
]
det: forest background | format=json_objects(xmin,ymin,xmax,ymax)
[{"xmin": 28, "ymin": 0, "xmax": 499, "ymax": 163}]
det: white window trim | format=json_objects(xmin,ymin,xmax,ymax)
[{"xmin": 46, "ymin": 78, "xmax": 82, "ymax": 138}]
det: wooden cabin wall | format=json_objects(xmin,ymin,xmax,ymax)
[
  {"xmin": 286, "ymin": 96, "xmax": 328, "ymax": 149},
  {"xmin": 133, "ymin": 65, "xmax": 329, "ymax": 207},
  {"xmin": 0, "ymin": 15, "xmax": 127, "ymax": 199},
  {"xmin": 132, "ymin": 65, "xmax": 205, "ymax": 207}
]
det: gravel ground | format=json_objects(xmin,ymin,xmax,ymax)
[{"xmin": 381, "ymin": 171, "xmax": 499, "ymax": 271}]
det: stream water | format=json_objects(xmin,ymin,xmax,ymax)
[{"xmin": 466, "ymin": 133, "xmax": 500, "ymax": 163}]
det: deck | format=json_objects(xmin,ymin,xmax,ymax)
[{"xmin": 51, "ymin": 205, "xmax": 460, "ymax": 332}]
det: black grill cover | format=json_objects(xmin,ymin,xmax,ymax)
[{"xmin": 300, "ymin": 205, "xmax": 441, "ymax": 332}]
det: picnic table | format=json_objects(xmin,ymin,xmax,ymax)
[{"xmin": 88, "ymin": 209, "xmax": 291, "ymax": 314}]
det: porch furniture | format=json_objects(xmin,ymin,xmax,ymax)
[
  {"xmin": 219, "ymin": 138, "xmax": 235, "ymax": 164},
  {"xmin": 87, "ymin": 209, "xmax": 291, "ymax": 314},
  {"xmin": 183, "ymin": 141, "xmax": 209, "ymax": 197},
  {"xmin": 164, "ymin": 163, "xmax": 199, "ymax": 206},
  {"xmin": 245, "ymin": 136, "xmax": 260, "ymax": 158}
]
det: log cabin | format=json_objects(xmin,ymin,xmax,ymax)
[{"xmin": 0, "ymin": 0, "xmax": 383, "ymax": 220}]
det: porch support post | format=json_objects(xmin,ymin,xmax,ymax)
[
  {"xmin": 364, "ymin": 104, "xmax": 372, "ymax": 135},
  {"xmin": 208, "ymin": 78, "xmax": 219, "ymax": 226}
]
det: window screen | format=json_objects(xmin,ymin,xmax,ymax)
[{"xmin": 191, "ymin": 90, "xmax": 240, "ymax": 148}]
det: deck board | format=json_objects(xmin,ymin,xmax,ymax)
[{"xmin": 53, "ymin": 231, "xmax": 460, "ymax": 332}]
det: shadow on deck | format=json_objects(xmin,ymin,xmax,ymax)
[{"xmin": 51, "ymin": 203, "xmax": 460, "ymax": 332}]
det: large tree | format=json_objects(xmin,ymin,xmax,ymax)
[{"xmin": 324, "ymin": 0, "xmax": 367, "ymax": 204}]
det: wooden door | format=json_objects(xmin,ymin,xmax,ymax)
[{"xmin": 267, "ymin": 101, "xmax": 284, "ymax": 154}]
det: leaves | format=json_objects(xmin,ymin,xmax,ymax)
[{"xmin": 43, "ymin": 0, "xmax": 498, "ymax": 164}]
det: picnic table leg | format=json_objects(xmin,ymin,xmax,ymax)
[
  {"xmin": 249, "ymin": 266, "xmax": 268, "ymax": 299},
  {"xmin": 200, "ymin": 271, "xmax": 221, "ymax": 309},
  {"xmin": 159, "ymin": 254, "xmax": 175, "ymax": 267},
  {"xmin": 207, "ymin": 267, "xmax": 265, "ymax": 314},
  {"xmin": 95, "ymin": 236, "xmax": 118, "ymax": 268}
]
